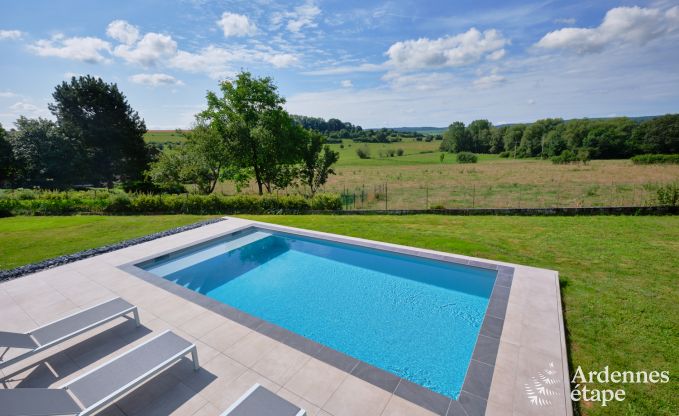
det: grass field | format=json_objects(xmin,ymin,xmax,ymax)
[
  {"xmin": 143, "ymin": 133, "xmax": 678, "ymax": 209},
  {"xmin": 0, "ymin": 215, "xmax": 215, "ymax": 270},
  {"xmin": 237, "ymin": 215, "xmax": 679, "ymax": 416},
  {"xmin": 144, "ymin": 130, "xmax": 186, "ymax": 144},
  {"xmin": 213, "ymin": 138, "xmax": 679, "ymax": 209}
]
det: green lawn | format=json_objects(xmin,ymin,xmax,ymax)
[
  {"xmin": 0, "ymin": 215, "xmax": 215, "ymax": 270},
  {"xmin": 0, "ymin": 214, "xmax": 676, "ymax": 415},
  {"xmin": 237, "ymin": 215, "xmax": 678, "ymax": 416}
]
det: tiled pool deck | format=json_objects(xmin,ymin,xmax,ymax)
[{"xmin": 0, "ymin": 217, "xmax": 572, "ymax": 416}]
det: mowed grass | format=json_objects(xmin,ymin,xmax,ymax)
[
  {"xmin": 0, "ymin": 215, "xmax": 216, "ymax": 270},
  {"xmin": 144, "ymin": 130, "xmax": 186, "ymax": 144},
  {"xmin": 238, "ymin": 214, "xmax": 679, "ymax": 416}
]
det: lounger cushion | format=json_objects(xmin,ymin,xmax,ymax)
[
  {"xmin": 226, "ymin": 385, "xmax": 303, "ymax": 416},
  {"xmin": 0, "ymin": 331, "xmax": 38, "ymax": 349},
  {"xmin": 66, "ymin": 331, "xmax": 193, "ymax": 408},
  {"xmin": 0, "ymin": 388, "xmax": 81, "ymax": 416},
  {"xmin": 31, "ymin": 298, "xmax": 134, "ymax": 346}
]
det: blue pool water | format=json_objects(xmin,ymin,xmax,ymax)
[{"xmin": 141, "ymin": 228, "xmax": 496, "ymax": 398}]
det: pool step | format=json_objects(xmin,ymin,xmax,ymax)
[{"xmin": 145, "ymin": 231, "xmax": 273, "ymax": 276}]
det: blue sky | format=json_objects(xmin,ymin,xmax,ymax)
[{"xmin": 1, "ymin": 0, "xmax": 678, "ymax": 128}]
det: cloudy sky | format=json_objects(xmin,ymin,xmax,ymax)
[{"xmin": 1, "ymin": 0, "xmax": 678, "ymax": 128}]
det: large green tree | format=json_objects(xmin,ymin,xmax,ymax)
[
  {"xmin": 467, "ymin": 119, "xmax": 493, "ymax": 153},
  {"xmin": 49, "ymin": 76, "xmax": 148, "ymax": 186},
  {"xmin": 8, "ymin": 117, "xmax": 81, "ymax": 187},
  {"xmin": 299, "ymin": 131, "xmax": 340, "ymax": 197},
  {"xmin": 440, "ymin": 121, "xmax": 471, "ymax": 152},
  {"xmin": 200, "ymin": 72, "xmax": 305, "ymax": 194}
]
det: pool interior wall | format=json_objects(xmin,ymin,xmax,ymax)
[{"xmin": 139, "ymin": 227, "xmax": 497, "ymax": 399}]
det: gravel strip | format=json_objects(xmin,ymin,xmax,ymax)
[{"xmin": 0, "ymin": 217, "xmax": 225, "ymax": 282}]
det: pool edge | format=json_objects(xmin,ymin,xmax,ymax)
[{"xmin": 118, "ymin": 222, "xmax": 515, "ymax": 416}]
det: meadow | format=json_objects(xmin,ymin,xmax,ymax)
[{"xmin": 212, "ymin": 139, "xmax": 679, "ymax": 209}]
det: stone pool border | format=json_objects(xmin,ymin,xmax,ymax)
[{"xmin": 120, "ymin": 221, "xmax": 515, "ymax": 416}]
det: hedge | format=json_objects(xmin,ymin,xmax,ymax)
[
  {"xmin": 0, "ymin": 189, "xmax": 342, "ymax": 216},
  {"xmin": 630, "ymin": 154, "xmax": 679, "ymax": 165}
]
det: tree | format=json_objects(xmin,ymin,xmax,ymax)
[
  {"xmin": 0, "ymin": 123, "xmax": 15, "ymax": 186},
  {"xmin": 8, "ymin": 117, "xmax": 81, "ymax": 187},
  {"xmin": 489, "ymin": 126, "xmax": 506, "ymax": 154},
  {"xmin": 147, "ymin": 124, "xmax": 231, "ymax": 194},
  {"xmin": 503, "ymin": 125, "xmax": 526, "ymax": 157},
  {"xmin": 633, "ymin": 114, "xmax": 679, "ymax": 154},
  {"xmin": 440, "ymin": 122, "xmax": 470, "ymax": 152},
  {"xmin": 468, "ymin": 119, "xmax": 492, "ymax": 153},
  {"xmin": 518, "ymin": 118, "xmax": 562, "ymax": 157},
  {"xmin": 201, "ymin": 72, "xmax": 306, "ymax": 194},
  {"xmin": 49, "ymin": 75, "xmax": 148, "ymax": 186},
  {"xmin": 299, "ymin": 131, "xmax": 340, "ymax": 196}
]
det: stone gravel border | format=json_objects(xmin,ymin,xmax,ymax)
[{"xmin": 0, "ymin": 217, "xmax": 225, "ymax": 282}]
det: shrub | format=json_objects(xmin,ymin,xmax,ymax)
[
  {"xmin": 356, "ymin": 146, "xmax": 370, "ymax": 159},
  {"xmin": 456, "ymin": 152, "xmax": 478, "ymax": 163},
  {"xmin": 498, "ymin": 151, "xmax": 510, "ymax": 158},
  {"xmin": 551, "ymin": 150, "xmax": 578, "ymax": 164},
  {"xmin": 396, "ymin": 148, "xmax": 404, "ymax": 156},
  {"xmin": 631, "ymin": 154, "xmax": 679, "ymax": 165},
  {"xmin": 430, "ymin": 204, "xmax": 446, "ymax": 210},
  {"xmin": 0, "ymin": 189, "xmax": 342, "ymax": 215},
  {"xmin": 657, "ymin": 183, "xmax": 679, "ymax": 206}
]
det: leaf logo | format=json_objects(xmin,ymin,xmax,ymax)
[{"xmin": 524, "ymin": 362, "xmax": 562, "ymax": 407}]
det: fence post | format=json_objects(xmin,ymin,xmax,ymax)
[
  {"xmin": 472, "ymin": 184, "xmax": 476, "ymax": 208},
  {"xmin": 426, "ymin": 185, "xmax": 429, "ymax": 209},
  {"xmin": 385, "ymin": 182, "xmax": 388, "ymax": 210}
]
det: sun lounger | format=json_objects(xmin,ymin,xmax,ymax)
[
  {"xmin": 0, "ymin": 330, "xmax": 199, "ymax": 416},
  {"xmin": 0, "ymin": 297, "xmax": 140, "ymax": 369},
  {"xmin": 221, "ymin": 383, "xmax": 306, "ymax": 416}
]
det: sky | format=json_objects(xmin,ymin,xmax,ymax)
[{"xmin": 1, "ymin": 0, "xmax": 678, "ymax": 129}]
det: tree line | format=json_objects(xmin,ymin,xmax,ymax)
[
  {"xmin": 0, "ymin": 73, "xmax": 340, "ymax": 197},
  {"xmin": 292, "ymin": 115, "xmax": 427, "ymax": 143},
  {"xmin": 440, "ymin": 116, "xmax": 679, "ymax": 159}
]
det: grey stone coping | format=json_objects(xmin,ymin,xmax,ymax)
[{"xmin": 120, "ymin": 224, "xmax": 515, "ymax": 416}]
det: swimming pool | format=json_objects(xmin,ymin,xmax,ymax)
[{"xmin": 138, "ymin": 226, "xmax": 498, "ymax": 399}]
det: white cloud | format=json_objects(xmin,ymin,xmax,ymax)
[
  {"xmin": 266, "ymin": 53, "xmax": 299, "ymax": 68},
  {"xmin": 106, "ymin": 20, "xmax": 140, "ymax": 44},
  {"xmin": 9, "ymin": 101, "xmax": 40, "ymax": 112},
  {"xmin": 340, "ymin": 79, "xmax": 353, "ymax": 88},
  {"xmin": 170, "ymin": 46, "xmax": 234, "ymax": 79},
  {"xmin": 0, "ymin": 91, "xmax": 17, "ymax": 98},
  {"xmin": 304, "ymin": 63, "xmax": 385, "ymax": 75},
  {"xmin": 386, "ymin": 28, "xmax": 508, "ymax": 71},
  {"xmin": 537, "ymin": 6, "xmax": 679, "ymax": 54},
  {"xmin": 0, "ymin": 30, "xmax": 22, "ymax": 40},
  {"xmin": 273, "ymin": 1, "xmax": 321, "ymax": 33},
  {"xmin": 129, "ymin": 73, "xmax": 183, "ymax": 86},
  {"xmin": 114, "ymin": 32, "xmax": 177, "ymax": 66},
  {"xmin": 383, "ymin": 72, "xmax": 456, "ymax": 91},
  {"xmin": 29, "ymin": 34, "xmax": 111, "ymax": 63},
  {"xmin": 217, "ymin": 12, "xmax": 257, "ymax": 37}
]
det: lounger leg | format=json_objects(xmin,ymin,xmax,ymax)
[
  {"xmin": 132, "ymin": 308, "xmax": 141, "ymax": 327},
  {"xmin": 191, "ymin": 346, "xmax": 200, "ymax": 371}
]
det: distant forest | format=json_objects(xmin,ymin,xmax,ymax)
[
  {"xmin": 439, "ymin": 115, "xmax": 679, "ymax": 160},
  {"xmin": 294, "ymin": 114, "xmax": 679, "ymax": 160},
  {"xmin": 291, "ymin": 115, "xmax": 436, "ymax": 143}
]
